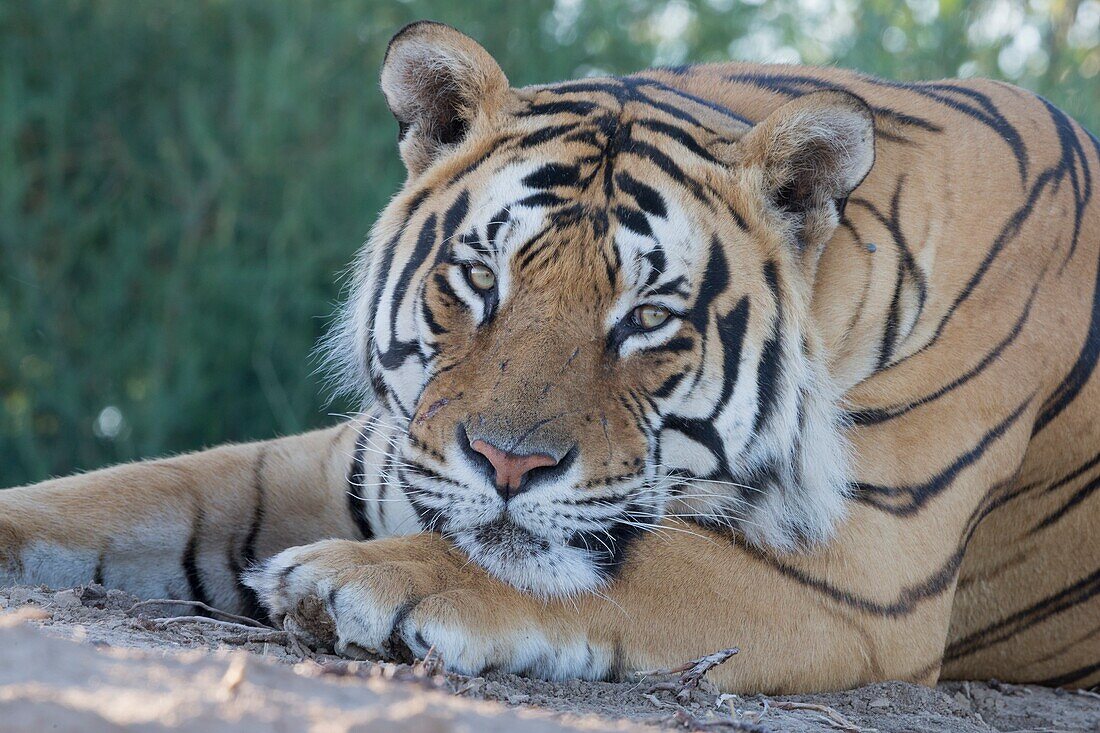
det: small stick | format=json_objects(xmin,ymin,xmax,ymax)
[
  {"xmin": 280, "ymin": 616, "xmax": 325, "ymax": 661},
  {"xmin": 128, "ymin": 599, "xmax": 271, "ymax": 629},
  {"xmin": 771, "ymin": 701, "xmax": 876, "ymax": 733},
  {"xmin": 142, "ymin": 615, "xmax": 289, "ymax": 645},
  {"xmin": 414, "ymin": 644, "xmax": 445, "ymax": 677},
  {"xmin": 636, "ymin": 647, "xmax": 740, "ymax": 703},
  {"xmin": 149, "ymin": 615, "xmax": 271, "ymax": 634},
  {"xmin": 636, "ymin": 647, "xmax": 741, "ymax": 680},
  {"xmin": 230, "ymin": 630, "xmax": 291, "ymax": 645},
  {"xmin": 644, "ymin": 692, "xmax": 673, "ymax": 710}
]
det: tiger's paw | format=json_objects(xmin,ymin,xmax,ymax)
[{"xmin": 242, "ymin": 534, "xmax": 608, "ymax": 679}]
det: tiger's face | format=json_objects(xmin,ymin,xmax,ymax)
[{"xmin": 330, "ymin": 22, "xmax": 875, "ymax": 596}]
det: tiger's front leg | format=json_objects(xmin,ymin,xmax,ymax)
[
  {"xmin": 245, "ymin": 511, "xmax": 954, "ymax": 692},
  {"xmin": 246, "ymin": 534, "xmax": 598, "ymax": 678},
  {"xmin": 0, "ymin": 417, "xmax": 410, "ymax": 615}
]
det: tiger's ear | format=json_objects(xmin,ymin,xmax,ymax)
[
  {"xmin": 381, "ymin": 21, "xmax": 509, "ymax": 176},
  {"xmin": 737, "ymin": 90, "xmax": 875, "ymax": 256}
]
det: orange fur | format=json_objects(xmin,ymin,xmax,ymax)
[{"xmin": 2, "ymin": 22, "xmax": 1098, "ymax": 692}]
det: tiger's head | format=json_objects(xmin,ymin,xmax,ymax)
[{"xmin": 328, "ymin": 22, "xmax": 875, "ymax": 596}]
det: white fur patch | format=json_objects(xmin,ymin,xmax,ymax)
[
  {"xmin": 15, "ymin": 542, "xmax": 98, "ymax": 589},
  {"xmin": 450, "ymin": 527, "xmax": 605, "ymax": 598},
  {"xmin": 399, "ymin": 604, "xmax": 610, "ymax": 679}
]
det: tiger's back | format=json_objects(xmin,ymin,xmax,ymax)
[{"xmin": 652, "ymin": 64, "xmax": 1100, "ymax": 684}]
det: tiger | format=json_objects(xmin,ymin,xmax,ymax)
[{"xmin": 2, "ymin": 20, "xmax": 1098, "ymax": 694}]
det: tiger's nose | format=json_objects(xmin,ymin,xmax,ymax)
[{"xmin": 469, "ymin": 438, "xmax": 559, "ymax": 500}]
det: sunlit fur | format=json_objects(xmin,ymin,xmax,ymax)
[{"xmin": 2, "ymin": 21, "xmax": 1099, "ymax": 694}]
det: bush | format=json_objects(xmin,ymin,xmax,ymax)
[{"xmin": 2, "ymin": 0, "xmax": 1096, "ymax": 486}]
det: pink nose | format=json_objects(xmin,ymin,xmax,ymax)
[{"xmin": 470, "ymin": 439, "xmax": 559, "ymax": 498}]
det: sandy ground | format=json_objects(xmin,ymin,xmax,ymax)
[{"xmin": 0, "ymin": 585, "xmax": 1097, "ymax": 732}]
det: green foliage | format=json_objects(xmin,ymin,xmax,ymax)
[{"xmin": 2, "ymin": 0, "xmax": 1097, "ymax": 486}]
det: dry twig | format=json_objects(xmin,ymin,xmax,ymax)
[
  {"xmin": 413, "ymin": 645, "xmax": 446, "ymax": 678},
  {"xmin": 644, "ymin": 692, "xmax": 674, "ymax": 710},
  {"xmin": 772, "ymin": 701, "xmax": 876, "ymax": 733},
  {"xmin": 128, "ymin": 598, "xmax": 271, "ymax": 628},
  {"xmin": 135, "ymin": 614, "xmax": 290, "ymax": 645},
  {"xmin": 149, "ymin": 615, "xmax": 269, "ymax": 633},
  {"xmin": 636, "ymin": 647, "xmax": 740, "ymax": 703}
]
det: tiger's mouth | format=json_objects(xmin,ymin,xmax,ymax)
[
  {"xmin": 448, "ymin": 513, "xmax": 622, "ymax": 597},
  {"xmin": 399, "ymin": 454, "xmax": 665, "ymax": 596}
]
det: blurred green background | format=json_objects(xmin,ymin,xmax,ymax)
[{"xmin": 2, "ymin": 0, "xmax": 1098, "ymax": 486}]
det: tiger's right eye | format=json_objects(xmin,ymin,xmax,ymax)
[
  {"xmin": 633, "ymin": 304, "xmax": 671, "ymax": 330},
  {"xmin": 465, "ymin": 264, "xmax": 497, "ymax": 291}
]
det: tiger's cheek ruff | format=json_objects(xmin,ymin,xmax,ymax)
[{"xmin": 653, "ymin": 251, "xmax": 853, "ymax": 552}]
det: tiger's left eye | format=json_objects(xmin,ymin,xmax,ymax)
[
  {"xmin": 633, "ymin": 304, "xmax": 671, "ymax": 330},
  {"xmin": 465, "ymin": 263, "xmax": 497, "ymax": 291}
]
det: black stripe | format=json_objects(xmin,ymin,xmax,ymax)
[
  {"xmin": 725, "ymin": 476, "xmax": 1037, "ymax": 619},
  {"xmin": 376, "ymin": 213, "xmax": 437, "ymax": 371},
  {"xmin": 230, "ymin": 448, "xmax": 268, "ymax": 620},
  {"xmin": 615, "ymin": 171, "xmax": 667, "ymax": 218},
  {"xmin": 1037, "ymin": 659, "xmax": 1100, "ymax": 688},
  {"xmin": 515, "ymin": 122, "xmax": 582, "ymax": 149},
  {"xmin": 849, "ymin": 177, "xmax": 928, "ymax": 370},
  {"xmin": 182, "ymin": 510, "xmax": 212, "ymax": 608},
  {"xmin": 634, "ymin": 118, "xmax": 721, "ymax": 164},
  {"xmin": 653, "ymin": 370, "xmax": 686, "ymax": 399},
  {"xmin": 630, "ymin": 74, "xmax": 754, "ymax": 126},
  {"xmin": 485, "ymin": 207, "xmax": 511, "ymax": 248},
  {"xmin": 1040, "ymin": 97, "xmax": 1091, "ymax": 268},
  {"xmin": 518, "ymin": 100, "xmax": 600, "ymax": 117},
  {"xmin": 346, "ymin": 430, "xmax": 375, "ymax": 540},
  {"xmin": 887, "ymin": 81, "xmax": 1030, "ymax": 184},
  {"xmin": 523, "ymin": 163, "xmax": 581, "ymax": 190},
  {"xmin": 516, "ymin": 192, "xmax": 564, "ymax": 209},
  {"xmin": 615, "ymin": 205, "xmax": 652, "ymax": 238},
  {"xmin": 660, "ymin": 294, "xmax": 748, "ymax": 473},
  {"xmin": 642, "ymin": 244, "xmax": 667, "ymax": 286},
  {"xmin": 622, "ymin": 139, "xmax": 712, "ymax": 206},
  {"xmin": 1034, "ymin": 201, "xmax": 1100, "ymax": 434},
  {"xmin": 887, "ymin": 99, "xmax": 1088, "ymax": 373},
  {"xmin": 753, "ymin": 262, "xmax": 783, "ymax": 435},
  {"xmin": 851, "ymin": 279, "xmax": 1039, "ymax": 426},
  {"xmin": 651, "ymin": 275, "xmax": 689, "ymax": 298},
  {"xmin": 660, "ymin": 337, "xmax": 695, "ymax": 353},
  {"xmin": 1029, "ymin": 471, "xmax": 1100, "ymax": 534},
  {"xmin": 514, "ymin": 225, "xmax": 554, "ymax": 272},
  {"xmin": 442, "ymin": 189, "xmax": 470, "ymax": 246},
  {"xmin": 878, "ymin": 259, "xmax": 905, "ymax": 369},
  {"xmin": 945, "ymin": 567, "xmax": 1100, "ymax": 662},
  {"xmin": 567, "ymin": 501, "xmax": 648, "ymax": 579},
  {"xmin": 723, "ymin": 71, "xmax": 942, "ymax": 137},
  {"xmin": 420, "ymin": 290, "xmax": 447, "ymax": 336},
  {"xmin": 856, "ymin": 396, "xmax": 1033, "ymax": 515}
]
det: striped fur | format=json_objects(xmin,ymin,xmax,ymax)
[{"xmin": 2, "ymin": 22, "xmax": 1098, "ymax": 692}]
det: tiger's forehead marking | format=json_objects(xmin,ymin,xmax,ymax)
[{"xmin": 448, "ymin": 98, "xmax": 722, "ymax": 310}]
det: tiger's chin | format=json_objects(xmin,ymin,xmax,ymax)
[{"xmin": 449, "ymin": 517, "xmax": 608, "ymax": 598}]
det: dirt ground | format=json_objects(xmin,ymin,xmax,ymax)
[{"xmin": 0, "ymin": 585, "xmax": 1096, "ymax": 732}]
